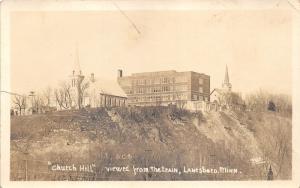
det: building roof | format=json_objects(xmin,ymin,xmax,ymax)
[
  {"xmin": 210, "ymin": 88, "xmax": 224, "ymax": 96},
  {"xmin": 89, "ymin": 77, "xmax": 127, "ymax": 98},
  {"xmin": 129, "ymin": 70, "xmax": 209, "ymax": 77},
  {"xmin": 131, "ymin": 70, "xmax": 177, "ymax": 77}
]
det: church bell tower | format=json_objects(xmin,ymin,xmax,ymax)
[{"xmin": 70, "ymin": 45, "xmax": 85, "ymax": 109}]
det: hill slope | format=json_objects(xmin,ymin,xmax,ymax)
[{"xmin": 10, "ymin": 107, "xmax": 292, "ymax": 180}]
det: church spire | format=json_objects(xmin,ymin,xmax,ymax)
[
  {"xmin": 224, "ymin": 65, "xmax": 229, "ymax": 84},
  {"xmin": 73, "ymin": 43, "xmax": 82, "ymax": 75},
  {"xmin": 71, "ymin": 43, "xmax": 84, "ymax": 89},
  {"xmin": 222, "ymin": 64, "xmax": 232, "ymax": 92}
]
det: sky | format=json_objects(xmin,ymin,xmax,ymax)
[{"xmin": 10, "ymin": 10, "xmax": 292, "ymax": 96}]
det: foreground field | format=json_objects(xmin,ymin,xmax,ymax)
[{"xmin": 10, "ymin": 106, "xmax": 292, "ymax": 180}]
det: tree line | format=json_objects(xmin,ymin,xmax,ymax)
[
  {"xmin": 11, "ymin": 78, "xmax": 90, "ymax": 116},
  {"xmin": 244, "ymin": 89, "xmax": 292, "ymax": 116}
]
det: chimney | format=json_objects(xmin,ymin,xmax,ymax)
[
  {"xmin": 90, "ymin": 73, "xmax": 95, "ymax": 82},
  {"xmin": 118, "ymin": 69, "xmax": 123, "ymax": 78}
]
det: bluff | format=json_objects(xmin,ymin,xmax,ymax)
[{"xmin": 10, "ymin": 106, "xmax": 291, "ymax": 180}]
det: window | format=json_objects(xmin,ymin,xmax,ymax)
[
  {"xmin": 192, "ymin": 94, "xmax": 198, "ymax": 100},
  {"xmin": 162, "ymin": 86, "xmax": 170, "ymax": 92},
  {"xmin": 72, "ymin": 79, "xmax": 76, "ymax": 87},
  {"xmin": 199, "ymin": 78, "xmax": 204, "ymax": 85},
  {"xmin": 199, "ymin": 87, "xmax": 203, "ymax": 93},
  {"xmin": 136, "ymin": 88, "xmax": 144, "ymax": 94},
  {"xmin": 153, "ymin": 87, "xmax": 160, "ymax": 93},
  {"xmin": 166, "ymin": 95, "xmax": 170, "ymax": 101},
  {"xmin": 162, "ymin": 77, "xmax": 169, "ymax": 84}
]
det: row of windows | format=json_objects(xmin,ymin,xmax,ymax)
[
  {"xmin": 130, "ymin": 94, "xmax": 207, "ymax": 103},
  {"xmin": 127, "ymin": 86, "xmax": 188, "ymax": 94},
  {"xmin": 99, "ymin": 95, "xmax": 126, "ymax": 106},
  {"xmin": 192, "ymin": 94, "xmax": 204, "ymax": 101},
  {"xmin": 131, "ymin": 77, "xmax": 206, "ymax": 86},
  {"xmin": 127, "ymin": 85, "xmax": 204, "ymax": 94},
  {"xmin": 130, "ymin": 94, "xmax": 188, "ymax": 103},
  {"xmin": 132, "ymin": 76, "xmax": 189, "ymax": 86}
]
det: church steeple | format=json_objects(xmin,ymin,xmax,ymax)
[
  {"xmin": 224, "ymin": 65, "xmax": 229, "ymax": 84},
  {"xmin": 73, "ymin": 44, "xmax": 82, "ymax": 76},
  {"xmin": 71, "ymin": 44, "xmax": 84, "ymax": 88},
  {"xmin": 70, "ymin": 44, "xmax": 85, "ymax": 109},
  {"xmin": 222, "ymin": 65, "xmax": 232, "ymax": 92}
]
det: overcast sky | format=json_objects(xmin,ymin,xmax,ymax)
[{"xmin": 11, "ymin": 10, "xmax": 292, "ymax": 95}]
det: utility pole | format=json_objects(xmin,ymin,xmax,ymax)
[
  {"xmin": 25, "ymin": 159, "xmax": 28, "ymax": 181},
  {"xmin": 24, "ymin": 151, "xmax": 29, "ymax": 181}
]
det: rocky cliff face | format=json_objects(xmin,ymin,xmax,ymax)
[{"xmin": 10, "ymin": 107, "xmax": 291, "ymax": 180}]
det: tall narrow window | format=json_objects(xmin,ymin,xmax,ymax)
[
  {"xmin": 199, "ymin": 78, "xmax": 204, "ymax": 85},
  {"xmin": 199, "ymin": 87, "xmax": 203, "ymax": 93}
]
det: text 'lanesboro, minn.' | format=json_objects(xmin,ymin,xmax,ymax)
[{"xmin": 104, "ymin": 165, "xmax": 240, "ymax": 176}]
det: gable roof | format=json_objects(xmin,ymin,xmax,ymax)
[
  {"xmin": 210, "ymin": 88, "xmax": 224, "ymax": 96},
  {"xmin": 89, "ymin": 77, "xmax": 127, "ymax": 98}
]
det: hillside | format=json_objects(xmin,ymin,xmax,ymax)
[{"xmin": 10, "ymin": 106, "xmax": 292, "ymax": 180}]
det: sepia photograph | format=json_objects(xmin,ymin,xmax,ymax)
[{"xmin": 1, "ymin": 0, "xmax": 300, "ymax": 187}]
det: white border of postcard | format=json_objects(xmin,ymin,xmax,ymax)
[{"xmin": 1, "ymin": 0, "xmax": 300, "ymax": 188}]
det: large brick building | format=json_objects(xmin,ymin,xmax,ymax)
[{"xmin": 117, "ymin": 70, "xmax": 210, "ymax": 106}]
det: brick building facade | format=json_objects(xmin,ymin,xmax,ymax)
[{"xmin": 117, "ymin": 70, "xmax": 210, "ymax": 106}]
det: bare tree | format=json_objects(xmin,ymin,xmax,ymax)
[
  {"xmin": 54, "ymin": 77, "xmax": 89, "ymax": 110},
  {"xmin": 54, "ymin": 82, "xmax": 72, "ymax": 110},
  {"xmin": 32, "ymin": 93, "xmax": 45, "ymax": 113},
  {"xmin": 245, "ymin": 89, "xmax": 268, "ymax": 112},
  {"xmin": 245, "ymin": 89, "xmax": 292, "ymax": 115},
  {"xmin": 13, "ymin": 95, "xmax": 27, "ymax": 115},
  {"xmin": 77, "ymin": 80, "xmax": 89, "ymax": 109},
  {"xmin": 42, "ymin": 87, "xmax": 52, "ymax": 107},
  {"xmin": 215, "ymin": 91, "xmax": 244, "ymax": 109}
]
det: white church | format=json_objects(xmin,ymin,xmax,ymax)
[
  {"xmin": 186, "ymin": 65, "xmax": 245, "ymax": 112},
  {"xmin": 69, "ymin": 69, "xmax": 127, "ymax": 109},
  {"xmin": 210, "ymin": 65, "xmax": 245, "ymax": 111}
]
